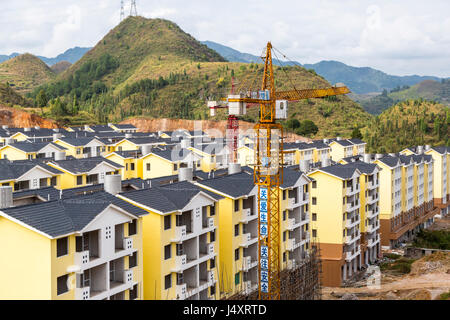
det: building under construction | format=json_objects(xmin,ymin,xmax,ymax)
[{"xmin": 223, "ymin": 245, "xmax": 322, "ymax": 300}]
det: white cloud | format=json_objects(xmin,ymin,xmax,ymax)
[{"xmin": 0, "ymin": 0, "xmax": 448, "ymax": 77}]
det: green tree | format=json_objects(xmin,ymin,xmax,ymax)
[
  {"xmin": 295, "ymin": 120, "xmax": 318, "ymax": 137},
  {"xmin": 351, "ymin": 128, "xmax": 363, "ymax": 139},
  {"xmin": 36, "ymin": 89, "xmax": 48, "ymax": 115},
  {"xmin": 286, "ymin": 118, "xmax": 300, "ymax": 130}
]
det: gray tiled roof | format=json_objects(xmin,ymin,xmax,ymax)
[
  {"xmin": 376, "ymin": 155, "xmax": 400, "ymax": 168},
  {"xmin": 196, "ymin": 172, "xmax": 256, "ymax": 198},
  {"xmin": 50, "ymin": 157, "xmax": 122, "ymax": 174},
  {"xmin": 280, "ymin": 168, "xmax": 304, "ymax": 188},
  {"xmin": 4, "ymin": 142, "xmax": 66, "ymax": 152},
  {"xmin": 340, "ymin": 161, "xmax": 378, "ymax": 174},
  {"xmin": 0, "ymin": 162, "xmax": 62, "ymax": 181},
  {"xmin": 13, "ymin": 186, "xmax": 60, "ymax": 201},
  {"xmin": 121, "ymin": 181, "xmax": 222, "ymax": 213},
  {"xmin": 317, "ymin": 164, "xmax": 359, "ymax": 180},
  {"xmin": 1, "ymin": 191, "xmax": 147, "ymax": 237}
]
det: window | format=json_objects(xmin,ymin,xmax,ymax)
[
  {"xmin": 164, "ymin": 245, "xmax": 171, "ymax": 260},
  {"xmin": 210, "ymin": 285, "xmax": 216, "ymax": 296},
  {"xmin": 57, "ymin": 237, "xmax": 68, "ymax": 257},
  {"xmin": 173, "ymin": 164, "xmax": 178, "ymax": 171},
  {"xmin": 50, "ymin": 177, "xmax": 57, "ymax": 186},
  {"xmin": 234, "ymin": 199, "xmax": 240, "ymax": 212},
  {"xmin": 312, "ymin": 229, "xmax": 317, "ymax": 238},
  {"xmin": 235, "ymin": 248, "xmax": 239, "ymax": 261},
  {"xmin": 165, "ymin": 274, "xmax": 172, "ymax": 289},
  {"xmin": 130, "ymin": 284, "xmax": 138, "ymax": 300},
  {"xmin": 126, "ymin": 163, "xmax": 128, "ymax": 171},
  {"xmin": 77, "ymin": 176, "xmax": 83, "ymax": 185},
  {"xmin": 76, "ymin": 148, "xmax": 81, "ymax": 155},
  {"xmin": 129, "ymin": 251, "xmax": 138, "ymax": 268},
  {"xmin": 130, "ymin": 163, "xmax": 135, "ymax": 171},
  {"xmin": 146, "ymin": 163, "xmax": 151, "ymax": 171},
  {"xmin": 57, "ymin": 275, "xmax": 69, "ymax": 295},
  {"xmin": 283, "ymin": 231, "xmax": 286, "ymax": 242},
  {"xmin": 210, "ymin": 231, "xmax": 216, "ymax": 242},
  {"xmin": 283, "ymin": 252, "xmax": 286, "ymax": 262},
  {"xmin": 210, "ymin": 258, "xmax": 215, "ymax": 269},
  {"xmin": 39, "ymin": 178, "xmax": 48, "ymax": 187},
  {"xmin": 75, "ymin": 236, "xmax": 83, "ymax": 252},
  {"xmin": 312, "ymin": 197, "xmax": 317, "ymax": 205},
  {"xmin": 312, "ymin": 213, "xmax": 317, "ymax": 221},
  {"xmin": 164, "ymin": 215, "xmax": 171, "ymax": 230},
  {"xmin": 283, "ymin": 190, "xmax": 286, "ymax": 200},
  {"xmin": 234, "ymin": 224, "xmax": 240, "ymax": 236},
  {"xmin": 210, "ymin": 205, "xmax": 216, "ymax": 216},
  {"xmin": 234, "ymin": 273, "xmax": 240, "ymax": 285},
  {"xmin": 312, "ymin": 181, "xmax": 317, "ymax": 188},
  {"xmin": 128, "ymin": 220, "xmax": 137, "ymax": 236}
]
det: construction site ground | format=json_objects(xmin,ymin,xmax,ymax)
[{"xmin": 322, "ymin": 217, "xmax": 450, "ymax": 300}]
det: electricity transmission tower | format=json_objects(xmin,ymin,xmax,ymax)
[
  {"xmin": 120, "ymin": 0, "xmax": 125, "ymax": 21},
  {"xmin": 130, "ymin": 0, "xmax": 138, "ymax": 16}
]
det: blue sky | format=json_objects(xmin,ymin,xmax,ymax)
[{"xmin": 1, "ymin": 0, "xmax": 449, "ymax": 77}]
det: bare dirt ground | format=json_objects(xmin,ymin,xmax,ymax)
[{"xmin": 322, "ymin": 217, "xmax": 450, "ymax": 300}]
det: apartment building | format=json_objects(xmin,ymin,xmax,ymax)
[
  {"xmin": 0, "ymin": 142, "xmax": 67, "ymax": 160},
  {"xmin": 307, "ymin": 163, "xmax": 364, "ymax": 287},
  {"xmin": 424, "ymin": 146, "xmax": 449, "ymax": 217},
  {"xmin": 0, "ymin": 187, "xmax": 147, "ymax": 300},
  {"xmin": 118, "ymin": 178, "xmax": 221, "ymax": 300},
  {"xmin": 0, "ymin": 160, "xmax": 62, "ymax": 191},
  {"xmin": 195, "ymin": 169, "xmax": 259, "ymax": 297},
  {"xmin": 339, "ymin": 160, "xmax": 381, "ymax": 264},
  {"xmin": 279, "ymin": 168, "xmax": 312, "ymax": 270},
  {"xmin": 374, "ymin": 153, "xmax": 437, "ymax": 248},
  {"xmin": 47, "ymin": 156, "xmax": 122, "ymax": 189},
  {"xmin": 53, "ymin": 137, "xmax": 108, "ymax": 159},
  {"xmin": 196, "ymin": 165, "xmax": 312, "ymax": 297}
]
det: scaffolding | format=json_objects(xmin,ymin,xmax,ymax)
[{"xmin": 223, "ymin": 243, "xmax": 322, "ymax": 300}]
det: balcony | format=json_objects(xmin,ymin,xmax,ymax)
[
  {"xmin": 75, "ymin": 250, "xmax": 90, "ymax": 267},
  {"xmin": 242, "ymin": 256, "xmax": 258, "ymax": 272},
  {"xmin": 285, "ymin": 218, "xmax": 299, "ymax": 231},
  {"xmin": 172, "ymin": 225, "xmax": 187, "ymax": 242},
  {"xmin": 301, "ymin": 231, "xmax": 309, "ymax": 242},
  {"xmin": 301, "ymin": 192, "xmax": 309, "ymax": 203},
  {"xmin": 287, "ymin": 197, "xmax": 298, "ymax": 210},
  {"xmin": 243, "ymin": 280, "xmax": 258, "ymax": 295},
  {"xmin": 366, "ymin": 221, "xmax": 379, "ymax": 233},
  {"xmin": 367, "ymin": 193, "xmax": 379, "ymax": 204},
  {"xmin": 207, "ymin": 243, "xmax": 215, "ymax": 255},
  {"xmin": 345, "ymin": 250, "xmax": 358, "ymax": 261},
  {"xmin": 240, "ymin": 233, "xmax": 258, "ymax": 248},
  {"xmin": 367, "ymin": 234, "xmax": 380, "ymax": 247},
  {"xmin": 366, "ymin": 207, "xmax": 378, "ymax": 219},
  {"xmin": 208, "ymin": 217, "xmax": 214, "ymax": 228},
  {"xmin": 123, "ymin": 269, "xmax": 133, "ymax": 284},
  {"xmin": 123, "ymin": 238, "xmax": 133, "ymax": 250},
  {"xmin": 240, "ymin": 208, "xmax": 257, "ymax": 224},
  {"xmin": 345, "ymin": 216, "xmax": 360, "ymax": 228},
  {"xmin": 344, "ymin": 234, "xmax": 359, "ymax": 245},
  {"xmin": 286, "ymin": 238, "xmax": 296, "ymax": 251},
  {"xmin": 346, "ymin": 184, "xmax": 360, "ymax": 196},
  {"xmin": 75, "ymin": 286, "xmax": 90, "ymax": 300},
  {"xmin": 172, "ymin": 254, "xmax": 187, "ymax": 272},
  {"xmin": 346, "ymin": 201, "xmax": 360, "ymax": 212},
  {"xmin": 175, "ymin": 283, "xmax": 187, "ymax": 300}
]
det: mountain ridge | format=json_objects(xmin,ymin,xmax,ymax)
[{"xmin": 202, "ymin": 40, "xmax": 445, "ymax": 94}]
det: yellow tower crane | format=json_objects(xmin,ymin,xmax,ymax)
[{"xmin": 208, "ymin": 42, "xmax": 350, "ymax": 300}]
